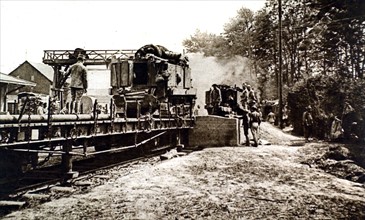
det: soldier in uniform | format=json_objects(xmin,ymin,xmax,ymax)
[
  {"xmin": 240, "ymin": 84, "xmax": 249, "ymax": 109},
  {"xmin": 250, "ymin": 105, "xmax": 261, "ymax": 147},
  {"xmin": 240, "ymin": 105, "xmax": 251, "ymax": 146},
  {"xmin": 210, "ymin": 84, "xmax": 222, "ymax": 115},
  {"xmin": 247, "ymin": 85, "xmax": 257, "ymax": 108},
  {"xmin": 302, "ymin": 105, "xmax": 314, "ymax": 142},
  {"xmin": 66, "ymin": 54, "xmax": 88, "ymax": 113}
]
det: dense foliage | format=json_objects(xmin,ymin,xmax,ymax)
[
  {"xmin": 183, "ymin": 0, "xmax": 365, "ymax": 81},
  {"xmin": 287, "ymin": 75, "xmax": 365, "ymax": 138},
  {"xmin": 183, "ymin": 0, "xmax": 365, "ymax": 139}
]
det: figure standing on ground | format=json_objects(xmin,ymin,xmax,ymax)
[
  {"xmin": 282, "ymin": 104, "xmax": 289, "ymax": 126},
  {"xmin": 66, "ymin": 54, "xmax": 88, "ymax": 113},
  {"xmin": 330, "ymin": 114, "xmax": 343, "ymax": 140},
  {"xmin": 247, "ymin": 85, "xmax": 257, "ymax": 108},
  {"xmin": 240, "ymin": 84, "xmax": 249, "ymax": 110},
  {"xmin": 302, "ymin": 105, "xmax": 314, "ymax": 142},
  {"xmin": 267, "ymin": 110, "xmax": 276, "ymax": 124},
  {"xmin": 240, "ymin": 106, "xmax": 251, "ymax": 146},
  {"xmin": 250, "ymin": 105, "xmax": 261, "ymax": 147}
]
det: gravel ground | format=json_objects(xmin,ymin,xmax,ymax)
[{"xmin": 3, "ymin": 122, "xmax": 365, "ymax": 219}]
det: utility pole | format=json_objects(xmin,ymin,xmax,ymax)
[{"xmin": 278, "ymin": 0, "xmax": 283, "ymax": 129}]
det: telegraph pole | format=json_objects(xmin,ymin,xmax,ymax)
[{"xmin": 278, "ymin": 0, "xmax": 283, "ymax": 129}]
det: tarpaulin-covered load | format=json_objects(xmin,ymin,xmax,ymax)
[{"xmin": 135, "ymin": 44, "xmax": 189, "ymax": 66}]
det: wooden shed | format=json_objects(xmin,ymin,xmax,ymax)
[
  {"xmin": 0, "ymin": 72, "xmax": 36, "ymax": 113},
  {"xmin": 8, "ymin": 61, "xmax": 54, "ymax": 95}
]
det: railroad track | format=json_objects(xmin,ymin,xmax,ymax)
[{"xmin": 0, "ymin": 144, "xmax": 180, "ymax": 216}]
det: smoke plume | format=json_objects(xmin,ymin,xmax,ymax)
[{"xmin": 188, "ymin": 53, "xmax": 257, "ymax": 115}]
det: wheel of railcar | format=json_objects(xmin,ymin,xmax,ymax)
[
  {"xmin": 29, "ymin": 152, "xmax": 39, "ymax": 168},
  {"xmin": 93, "ymin": 137, "xmax": 112, "ymax": 152},
  {"xmin": 0, "ymin": 150, "xmax": 31, "ymax": 178}
]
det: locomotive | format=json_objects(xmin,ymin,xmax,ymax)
[
  {"xmin": 204, "ymin": 84, "xmax": 242, "ymax": 117},
  {"xmin": 0, "ymin": 44, "xmax": 196, "ymax": 179}
]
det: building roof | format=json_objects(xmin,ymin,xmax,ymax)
[
  {"xmin": 0, "ymin": 72, "xmax": 36, "ymax": 86},
  {"xmin": 28, "ymin": 62, "xmax": 54, "ymax": 82},
  {"xmin": 8, "ymin": 61, "xmax": 54, "ymax": 83}
]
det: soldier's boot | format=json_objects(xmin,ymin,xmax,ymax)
[
  {"xmin": 74, "ymin": 101, "xmax": 79, "ymax": 114},
  {"xmin": 245, "ymin": 136, "xmax": 250, "ymax": 146},
  {"xmin": 70, "ymin": 101, "xmax": 74, "ymax": 114}
]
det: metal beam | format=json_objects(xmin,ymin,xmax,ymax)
[{"xmin": 43, "ymin": 49, "xmax": 137, "ymax": 66}]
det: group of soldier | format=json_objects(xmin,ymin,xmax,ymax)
[
  {"xmin": 238, "ymin": 83, "xmax": 261, "ymax": 147},
  {"xmin": 303, "ymin": 101, "xmax": 363, "ymax": 143}
]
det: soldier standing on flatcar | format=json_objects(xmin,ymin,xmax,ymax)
[
  {"xmin": 66, "ymin": 54, "xmax": 88, "ymax": 113},
  {"xmin": 155, "ymin": 61, "xmax": 170, "ymax": 102},
  {"xmin": 210, "ymin": 84, "xmax": 222, "ymax": 115}
]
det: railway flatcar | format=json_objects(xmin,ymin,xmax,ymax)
[{"xmin": 0, "ymin": 44, "xmax": 196, "ymax": 180}]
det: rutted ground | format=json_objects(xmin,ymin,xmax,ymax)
[{"xmin": 4, "ymin": 122, "xmax": 365, "ymax": 219}]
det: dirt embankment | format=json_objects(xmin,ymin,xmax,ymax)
[
  {"xmin": 3, "ymin": 122, "xmax": 365, "ymax": 220},
  {"xmin": 261, "ymin": 122, "xmax": 365, "ymax": 184}
]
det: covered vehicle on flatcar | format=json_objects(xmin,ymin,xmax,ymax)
[{"xmin": 109, "ymin": 44, "xmax": 196, "ymax": 118}]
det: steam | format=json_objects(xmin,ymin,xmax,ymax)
[{"xmin": 188, "ymin": 53, "xmax": 256, "ymax": 115}]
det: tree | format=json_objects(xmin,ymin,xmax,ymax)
[
  {"xmin": 182, "ymin": 0, "xmax": 365, "ymax": 101},
  {"xmin": 302, "ymin": 0, "xmax": 365, "ymax": 78},
  {"xmin": 182, "ymin": 29, "xmax": 227, "ymax": 57},
  {"xmin": 223, "ymin": 8, "xmax": 255, "ymax": 58},
  {"xmin": 182, "ymin": 7, "xmax": 257, "ymax": 59}
]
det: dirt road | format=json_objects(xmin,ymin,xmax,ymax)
[{"xmin": 3, "ymin": 122, "xmax": 365, "ymax": 219}]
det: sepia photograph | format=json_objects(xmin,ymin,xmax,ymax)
[{"xmin": 0, "ymin": 0, "xmax": 364, "ymax": 219}]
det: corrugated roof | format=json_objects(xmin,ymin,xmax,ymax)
[
  {"xmin": 0, "ymin": 72, "xmax": 36, "ymax": 86},
  {"xmin": 28, "ymin": 62, "xmax": 54, "ymax": 82}
]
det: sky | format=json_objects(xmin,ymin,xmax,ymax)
[{"xmin": 0, "ymin": 0, "xmax": 266, "ymax": 73}]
